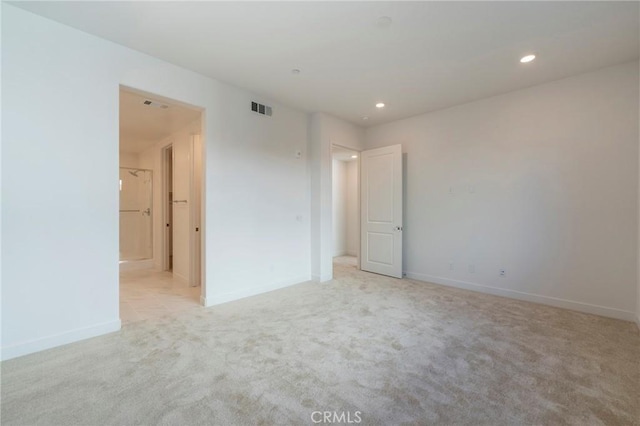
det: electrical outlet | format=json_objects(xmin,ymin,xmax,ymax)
[
  {"xmin": 500, "ymin": 269, "xmax": 506, "ymax": 277},
  {"xmin": 449, "ymin": 261, "xmax": 454, "ymax": 271}
]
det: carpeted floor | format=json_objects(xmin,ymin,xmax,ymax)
[{"xmin": 2, "ymin": 257, "xmax": 639, "ymax": 425}]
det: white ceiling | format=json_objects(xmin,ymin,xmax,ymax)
[
  {"xmin": 13, "ymin": 1, "xmax": 640, "ymax": 127},
  {"xmin": 119, "ymin": 88, "xmax": 201, "ymax": 153},
  {"xmin": 332, "ymin": 145, "xmax": 359, "ymax": 163}
]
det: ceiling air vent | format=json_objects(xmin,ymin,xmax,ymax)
[
  {"xmin": 142, "ymin": 99, "xmax": 169, "ymax": 109},
  {"xmin": 251, "ymin": 101, "xmax": 272, "ymax": 117}
]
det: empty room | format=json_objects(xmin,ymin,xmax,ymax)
[{"xmin": 1, "ymin": 1, "xmax": 639, "ymax": 425}]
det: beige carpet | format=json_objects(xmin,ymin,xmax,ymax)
[{"xmin": 2, "ymin": 257, "xmax": 639, "ymax": 425}]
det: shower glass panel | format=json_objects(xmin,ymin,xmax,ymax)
[{"xmin": 119, "ymin": 168, "xmax": 153, "ymax": 261}]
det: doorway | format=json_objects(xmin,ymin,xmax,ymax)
[
  {"xmin": 161, "ymin": 135, "xmax": 202, "ymax": 288},
  {"xmin": 331, "ymin": 145, "xmax": 360, "ymax": 274},
  {"xmin": 118, "ymin": 86, "xmax": 204, "ymax": 324},
  {"xmin": 163, "ymin": 145, "xmax": 174, "ymax": 271}
]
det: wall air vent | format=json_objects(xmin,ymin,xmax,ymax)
[
  {"xmin": 251, "ymin": 101, "xmax": 272, "ymax": 117},
  {"xmin": 142, "ymin": 99, "xmax": 169, "ymax": 109}
]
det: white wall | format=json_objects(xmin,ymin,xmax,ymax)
[
  {"xmin": 332, "ymin": 158, "xmax": 359, "ymax": 258},
  {"xmin": 310, "ymin": 113, "xmax": 364, "ymax": 281},
  {"xmin": 1, "ymin": 4, "xmax": 310, "ymax": 360},
  {"xmin": 332, "ymin": 159, "xmax": 347, "ymax": 256},
  {"xmin": 366, "ymin": 61, "xmax": 639, "ymax": 321},
  {"xmin": 119, "ymin": 152, "xmax": 139, "ymax": 169},
  {"xmin": 0, "ymin": 2, "xmax": 4, "ymax": 356}
]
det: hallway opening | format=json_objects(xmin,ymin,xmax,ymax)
[{"xmin": 331, "ymin": 145, "xmax": 360, "ymax": 274}]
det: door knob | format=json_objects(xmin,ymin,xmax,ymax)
[{"xmin": 394, "ymin": 226, "xmax": 403, "ymax": 231}]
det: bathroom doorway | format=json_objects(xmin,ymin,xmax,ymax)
[
  {"xmin": 119, "ymin": 167, "xmax": 153, "ymax": 269},
  {"xmin": 119, "ymin": 86, "xmax": 204, "ymax": 324}
]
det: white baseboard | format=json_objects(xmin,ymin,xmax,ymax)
[
  {"xmin": 311, "ymin": 274, "xmax": 332, "ymax": 283},
  {"xmin": 119, "ymin": 259, "xmax": 154, "ymax": 271},
  {"xmin": 172, "ymin": 272, "xmax": 190, "ymax": 287},
  {"xmin": 204, "ymin": 275, "xmax": 311, "ymax": 307},
  {"xmin": 1, "ymin": 319, "xmax": 121, "ymax": 361},
  {"xmin": 636, "ymin": 314, "xmax": 640, "ymax": 331},
  {"xmin": 404, "ymin": 271, "xmax": 636, "ymax": 322}
]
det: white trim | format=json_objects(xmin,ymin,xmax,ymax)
[
  {"xmin": 119, "ymin": 259, "xmax": 154, "ymax": 271},
  {"xmin": 172, "ymin": 272, "xmax": 190, "ymax": 287},
  {"xmin": 635, "ymin": 314, "xmax": 640, "ymax": 331},
  {"xmin": 204, "ymin": 275, "xmax": 310, "ymax": 307},
  {"xmin": 200, "ymin": 295, "xmax": 207, "ymax": 306},
  {"xmin": 405, "ymin": 271, "xmax": 636, "ymax": 322},
  {"xmin": 311, "ymin": 273, "xmax": 332, "ymax": 283},
  {"xmin": 189, "ymin": 134, "xmax": 203, "ymax": 288},
  {"xmin": 1, "ymin": 319, "xmax": 121, "ymax": 361}
]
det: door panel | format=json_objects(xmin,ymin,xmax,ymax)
[
  {"xmin": 172, "ymin": 138, "xmax": 191, "ymax": 284},
  {"xmin": 191, "ymin": 135, "xmax": 202, "ymax": 288},
  {"xmin": 360, "ymin": 145, "xmax": 403, "ymax": 278}
]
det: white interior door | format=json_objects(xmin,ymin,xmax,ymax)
[
  {"xmin": 360, "ymin": 144, "xmax": 403, "ymax": 278},
  {"xmin": 172, "ymin": 138, "xmax": 192, "ymax": 285},
  {"xmin": 190, "ymin": 135, "xmax": 202, "ymax": 288}
]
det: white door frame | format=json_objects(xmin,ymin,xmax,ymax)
[{"xmin": 189, "ymin": 134, "xmax": 202, "ymax": 288}]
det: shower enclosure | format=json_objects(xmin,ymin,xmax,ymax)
[{"xmin": 119, "ymin": 167, "xmax": 153, "ymax": 266}]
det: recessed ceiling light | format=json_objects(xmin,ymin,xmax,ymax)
[
  {"xmin": 351, "ymin": 155, "xmax": 358, "ymax": 159},
  {"xmin": 291, "ymin": 69, "xmax": 301, "ymax": 75},
  {"xmin": 376, "ymin": 102, "xmax": 385, "ymax": 108},
  {"xmin": 376, "ymin": 16, "xmax": 392, "ymax": 28},
  {"xmin": 520, "ymin": 54, "xmax": 536, "ymax": 63}
]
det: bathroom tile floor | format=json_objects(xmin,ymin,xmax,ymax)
[{"xmin": 119, "ymin": 269, "xmax": 201, "ymax": 324}]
